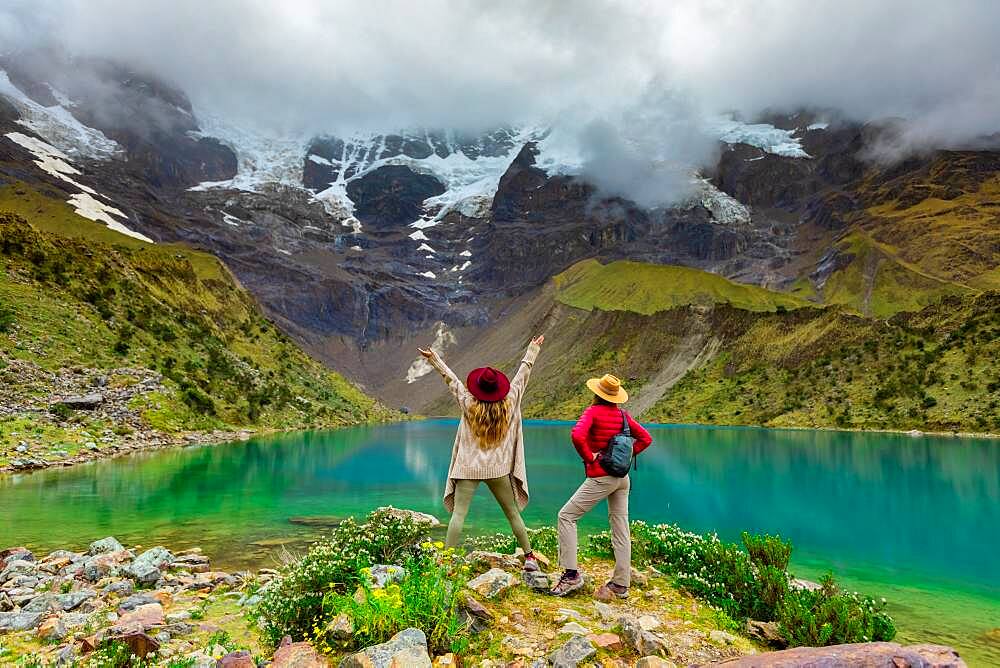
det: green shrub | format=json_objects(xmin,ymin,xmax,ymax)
[
  {"xmin": 313, "ymin": 546, "xmax": 470, "ymax": 656},
  {"xmin": 589, "ymin": 521, "xmax": 892, "ymax": 644},
  {"xmin": 778, "ymin": 575, "xmax": 895, "ymax": 646},
  {"xmin": 0, "ymin": 302, "xmax": 15, "ymax": 333},
  {"xmin": 49, "ymin": 402, "xmax": 72, "ymax": 421},
  {"xmin": 251, "ymin": 508, "xmax": 430, "ymax": 647},
  {"xmin": 464, "ymin": 526, "xmax": 559, "ymax": 557}
]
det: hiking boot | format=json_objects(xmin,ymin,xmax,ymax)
[
  {"xmin": 523, "ymin": 553, "xmax": 540, "ymax": 572},
  {"xmin": 594, "ymin": 581, "xmax": 629, "ymax": 601},
  {"xmin": 550, "ymin": 571, "xmax": 584, "ymax": 597}
]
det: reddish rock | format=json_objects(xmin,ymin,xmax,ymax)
[
  {"xmin": 715, "ymin": 642, "xmax": 966, "ymax": 667},
  {"xmin": 218, "ymin": 650, "xmax": 256, "ymax": 667},
  {"xmin": 0, "ymin": 547, "xmax": 33, "ymax": 569},
  {"xmin": 115, "ymin": 603, "xmax": 164, "ymax": 630},
  {"xmin": 271, "ymin": 640, "xmax": 330, "ymax": 667},
  {"xmin": 106, "ymin": 629, "xmax": 160, "ymax": 658},
  {"xmin": 588, "ymin": 632, "xmax": 624, "ymax": 651}
]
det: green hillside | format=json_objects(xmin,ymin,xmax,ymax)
[
  {"xmin": 500, "ymin": 259, "xmax": 1000, "ymax": 434},
  {"xmin": 810, "ymin": 232, "xmax": 973, "ymax": 318},
  {"xmin": 0, "ymin": 200, "xmax": 390, "ymax": 467},
  {"xmin": 554, "ymin": 259, "xmax": 809, "ymax": 315}
]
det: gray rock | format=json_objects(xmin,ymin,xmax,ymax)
[
  {"xmin": 377, "ymin": 507, "xmax": 442, "ymax": 528},
  {"xmin": 54, "ymin": 643, "xmax": 78, "ymax": 666},
  {"xmin": 119, "ymin": 593, "xmax": 158, "ymax": 612},
  {"xmin": 56, "ymin": 393, "xmax": 104, "ymax": 410},
  {"xmin": 618, "ymin": 615, "xmax": 670, "ymax": 657},
  {"xmin": 0, "ymin": 559, "xmax": 38, "ymax": 583},
  {"xmin": 522, "ymin": 570, "xmax": 551, "ymax": 592},
  {"xmin": 104, "ymin": 580, "xmax": 135, "ymax": 596},
  {"xmin": 126, "ymin": 547, "xmax": 173, "ymax": 584},
  {"xmin": 368, "ymin": 564, "xmax": 406, "ymax": 588},
  {"xmin": 339, "ymin": 627, "xmax": 432, "ymax": 667},
  {"xmin": 0, "ymin": 591, "xmax": 13, "ymax": 611},
  {"xmin": 162, "ymin": 622, "xmax": 196, "ymax": 637},
  {"xmin": 62, "ymin": 612, "xmax": 89, "ymax": 629},
  {"xmin": 155, "ymin": 631, "xmax": 171, "ymax": 644},
  {"xmin": 593, "ymin": 601, "xmax": 615, "ymax": 621},
  {"xmin": 709, "ymin": 629, "xmax": 737, "ymax": 645},
  {"xmin": 22, "ymin": 593, "xmax": 60, "ymax": 614},
  {"xmin": 548, "ymin": 635, "xmax": 596, "ymax": 668},
  {"xmin": 56, "ymin": 589, "xmax": 96, "ymax": 611},
  {"xmin": 0, "ymin": 610, "xmax": 46, "ymax": 631},
  {"xmin": 467, "ymin": 568, "xmax": 518, "ymax": 599},
  {"xmin": 89, "ymin": 537, "xmax": 125, "ymax": 555}
]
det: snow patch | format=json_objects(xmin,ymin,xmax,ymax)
[
  {"xmin": 693, "ymin": 178, "xmax": 751, "ymax": 226},
  {"xmin": 4, "ymin": 131, "xmax": 151, "ymax": 242},
  {"xmin": 0, "ymin": 70, "xmax": 119, "ymax": 159},
  {"xmin": 188, "ymin": 114, "xmax": 311, "ymax": 191},
  {"xmin": 807, "ymin": 122, "xmax": 829, "ymax": 131},
  {"xmin": 68, "ymin": 192, "xmax": 153, "ymax": 242},
  {"xmin": 409, "ymin": 230, "xmax": 429, "ymax": 241},
  {"xmin": 406, "ymin": 323, "xmax": 456, "ymax": 383},
  {"xmin": 419, "ymin": 270, "xmax": 437, "ymax": 279},
  {"xmin": 706, "ymin": 116, "xmax": 811, "ymax": 158},
  {"xmin": 417, "ymin": 243, "xmax": 436, "ymax": 253},
  {"xmin": 221, "ymin": 212, "xmax": 244, "ymax": 227},
  {"xmin": 459, "ymin": 250, "xmax": 471, "ymax": 257},
  {"xmin": 459, "ymin": 260, "xmax": 471, "ymax": 271}
]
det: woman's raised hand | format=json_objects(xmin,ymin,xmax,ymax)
[
  {"xmin": 532, "ymin": 335, "xmax": 545, "ymax": 347},
  {"xmin": 417, "ymin": 347, "xmax": 434, "ymax": 359}
]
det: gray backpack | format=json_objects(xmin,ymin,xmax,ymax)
[{"xmin": 598, "ymin": 408, "xmax": 637, "ymax": 477}]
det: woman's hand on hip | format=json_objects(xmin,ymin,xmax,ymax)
[{"xmin": 532, "ymin": 335, "xmax": 545, "ymax": 347}]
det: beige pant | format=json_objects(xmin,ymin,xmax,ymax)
[{"xmin": 557, "ymin": 475, "xmax": 631, "ymax": 587}]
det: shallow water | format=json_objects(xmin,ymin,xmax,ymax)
[{"xmin": 2, "ymin": 420, "xmax": 998, "ymax": 664}]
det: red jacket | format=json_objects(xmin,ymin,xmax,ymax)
[{"xmin": 571, "ymin": 404, "xmax": 653, "ymax": 477}]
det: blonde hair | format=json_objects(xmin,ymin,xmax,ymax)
[{"xmin": 466, "ymin": 397, "xmax": 511, "ymax": 448}]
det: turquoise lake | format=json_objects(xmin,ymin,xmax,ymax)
[{"xmin": 1, "ymin": 420, "xmax": 998, "ymax": 664}]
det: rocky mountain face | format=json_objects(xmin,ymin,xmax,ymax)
[{"xmin": 1, "ymin": 53, "xmax": 997, "ymax": 414}]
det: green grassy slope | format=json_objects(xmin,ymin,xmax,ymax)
[
  {"xmin": 509, "ymin": 261, "xmax": 1000, "ymax": 433},
  {"xmin": 555, "ymin": 259, "xmax": 809, "ymax": 314},
  {"xmin": 815, "ymin": 232, "xmax": 973, "ymax": 318},
  {"xmin": 0, "ymin": 203, "xmax": 390, "ymax": 461}
]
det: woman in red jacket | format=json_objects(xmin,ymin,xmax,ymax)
[{"xmin": 550, "ymin": 374, "xmax": 653, "ymax": 599}]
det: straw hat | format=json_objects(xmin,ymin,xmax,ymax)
[
  {"xmin": 466, "ymin": 366, "xmax": 511, "ymax": 402},
  {"xmin": 586, "ymin": 374, "xmax": 629, "ymax": 403}
]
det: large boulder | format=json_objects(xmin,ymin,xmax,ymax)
[
  {"xmin": 0, "ymin": 547, "xmax": 34, "ymax": 569},
  {"xmin": 339, "ymin": 627, "xmax": 432, "ymax": 668},
  {"xmin": 0, "ymin": 558, "xmax": 38, "ymax": 583},
  {"xmin": 467, "ymin": 568, "xmax": 518, "ymax": 599},
  {"xmin": 83, "ymin": 550, "xmax": 132, "ymax": 582},
  {"xmin": 715, "ymin": 642, "xmax": 966, "ymax": 667},
  {"xmin": 55, "ymin": 393, "xmax": 104, "ymax": 410},
  {"xmin": 376, "ymin": 507, "xmax": 442, "ymax": 528},
  {"xmin": 548, "ymin": 635, "xmax": 596, "ymax": 668},
  {"xmin": 88, "ymin": 537, "xmax": 125, "ymax": 555},
  {"xmin": 126, "ymin": 547, "xmax": 173, "ymax": 584},
  {"xmin": 0, "ymin": 610, "xmax": 46, "ymax": 631},
  {"xmin": 56, "ymin": 589, "xmax": 96, "ymax": 611},
  {"xmin": 113, "ymin": 602, "xmax": 164, "ymax": 631}
]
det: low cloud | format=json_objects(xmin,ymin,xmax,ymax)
[{"xmin": 3, "ymin": 0, "xmax": 1000, "ymax": 204}]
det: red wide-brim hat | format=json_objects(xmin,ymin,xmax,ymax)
[{"xmin": 466, "ymin": 366, "xmax": 510, "ymax": 402}]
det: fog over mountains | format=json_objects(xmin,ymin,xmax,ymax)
[{"xmin": 3, "ymin": 1, "xmax": 1000, "ymax": 206}]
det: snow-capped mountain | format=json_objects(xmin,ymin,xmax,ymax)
[{"xmin": 0, "ymin": 51, "xmax": 898, "ymax": 390}]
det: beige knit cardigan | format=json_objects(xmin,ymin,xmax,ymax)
[{"xmin": 428, "ymin": 341, "xmax": 540, "ymax": 512}]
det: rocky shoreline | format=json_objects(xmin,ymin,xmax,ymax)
[{"xmin": 0, "ymin": 527, "xmax": 969, "ymax": 667}]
